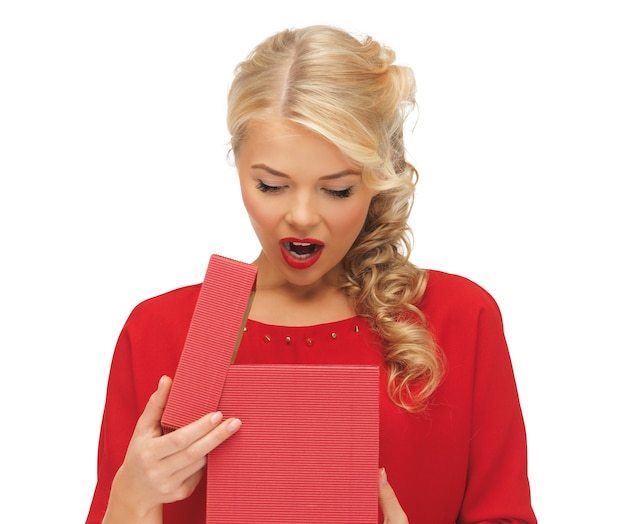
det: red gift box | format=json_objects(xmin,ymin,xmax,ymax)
[{"xmin": 162, "ymin": 255, "xmax": 379, "ymax": 523}]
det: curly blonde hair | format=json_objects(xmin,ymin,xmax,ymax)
[{"xmin": 227, "ymin": 25, "xmax": 444, "ymax": 411}]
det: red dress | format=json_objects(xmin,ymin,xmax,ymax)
[{"xmin": 86, "ymin": 270, "xmax": 537, "ymax": 523}]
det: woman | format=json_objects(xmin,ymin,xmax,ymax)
[{"xmin": 86, "ymin": 25, "xmax": 536, "ymax": 523}]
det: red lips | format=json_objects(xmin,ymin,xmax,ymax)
[{"xmin": 279, "ymin": 237, "xmax": 325, "ymax": 269}]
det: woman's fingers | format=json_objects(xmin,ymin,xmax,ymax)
[
  {"xmin": 378, "ymin": 468, "xmax": 409, "ymax": 524},
  {"xmin": 134, "ymin": 375, "xmax": 242, "ymax": 461},
  {"xmin": 159, "ymin": 413, "xmax": 242, "ymax": 470}
]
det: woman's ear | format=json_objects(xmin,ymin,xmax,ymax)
[{"xmin": 227, "ymin": 139, "xmax": 238, "ymax": 167}]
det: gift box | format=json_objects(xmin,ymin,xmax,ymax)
[{"xmin": 162, "ymin": 255, "xmax": 379, "ymax": 523}]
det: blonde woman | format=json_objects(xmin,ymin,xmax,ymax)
[{"xmin": 87, "ymin": 25, "xmax": 536, "ymax": 523}]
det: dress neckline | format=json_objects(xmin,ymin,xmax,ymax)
[{"xmin": 241, "ymin": 316, "xmax": 372, "ymax": 352}]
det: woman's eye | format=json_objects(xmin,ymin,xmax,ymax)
[
  {"xmin": 256, "ymin": 180, "xmax": 283, "ymax": 193},
  {"xmin": 325, "ymin": 187, "xmax": 354, "ymax": 199}
]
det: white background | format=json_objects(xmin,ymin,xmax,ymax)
[{"xmin": 1, "ymin": 1, "xmax": 624, "ymax": 522}]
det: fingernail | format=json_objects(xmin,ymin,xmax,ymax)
[
  {"xmin": 380, "ymin": 467, "xmax": 388, "ymax": 485},
  {"xmin": 210, "ymin": 411, "xmax": 223, "ymax": 424},
  {"xmin": 158, "ymin": 375, "xmax": 166, "ymax": 389},
  {"xmin": 227, "ymin": 418, "xmax": 242, "ymax": 433}
]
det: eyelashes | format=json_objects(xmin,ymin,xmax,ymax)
[
  {"xmin": 326, "ymin": 187, "xmax": 354, "ymax": 199},
  {"xmin": 256, "ymin": 180, "xmax": 282, "ymax": 193},
  {"xmin": 255, "ymin": 180, "xmax": 354, "ymax": 199}
]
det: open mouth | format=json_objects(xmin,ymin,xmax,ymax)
[
  {"xmin": 279, "ymin": 238, "xmax": 325, "ymax": 269},
  {"xmin": 282, "ymin": 241, "xmax": 323, "ymax": 259}
]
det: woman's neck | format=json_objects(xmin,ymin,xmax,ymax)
[
  {"xmin": 247, "ymin": 258, "xmax": 356, "ymax": 326},
  {"xmin": 248, "ymin": 286, "xmax": 356, "ymax": 326}
]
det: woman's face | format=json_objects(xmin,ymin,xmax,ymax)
[{"xmin": 236, "ymin": 119, "xmax": 377, "ymax": 290}]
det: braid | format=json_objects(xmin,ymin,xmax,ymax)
[{"xmin": 340, "ymin": 162, "xmax": 444, "ymax": 411}]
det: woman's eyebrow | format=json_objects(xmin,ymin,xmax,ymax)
[
  {"xmin": 251, "ymin": 164, "xmax": 289, "ymax": 178},
  {"xmin": 251, "ymin": 163, "xmax": 361, "ymax": 180}
]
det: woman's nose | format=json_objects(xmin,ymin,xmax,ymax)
[{"xmin": 285, "ymin": 193, "xmax": 321, "ymax": 231}]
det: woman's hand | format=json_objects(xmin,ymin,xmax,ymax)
[
  {"xmin": 379, "ymin": 467, "xmax": 409, "ymax": 524},
  {"xmin": 103, "ymin": 376, "xmax": 241, "ymax": 524}
]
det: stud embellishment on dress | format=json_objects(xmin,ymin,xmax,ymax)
[
  {"xmin": 305, "ymin": 338, "xmax": 314, "ymax": 347},
  {"xmin": 331, "ymin": 332, "xmax": 337, "ymax": 339},
  {"xmin": 285, "ymin": 336, "xmax": 292, "ymax": 344},
  {"xmin": 354, "ymin": 325, "xmax": 360, "ymax": 333},
  {"xmin": 264, "ymin": 335, "xmax": 271, "ymax": 343}
]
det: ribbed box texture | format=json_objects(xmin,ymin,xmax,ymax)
[{"xmin": 207, "ymin": 365, "xmax": 379, "ymax": 523}]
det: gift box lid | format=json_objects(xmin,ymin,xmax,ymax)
[{"xmin": 161, "ymin": 254, "xmax": 257, "ymax": 433}]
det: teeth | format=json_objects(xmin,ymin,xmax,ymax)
[{"xmin": 285, "ymin": 241, "xmax": 321, "ymax": 258}]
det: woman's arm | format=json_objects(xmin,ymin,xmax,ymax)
[{"xmin": 458, "ymin": 292, "xmax": 537, "ymax": 524}]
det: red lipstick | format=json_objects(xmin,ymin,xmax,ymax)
[{"xmin": 279, "ymin": 237, "xmax": 325, "ymax": 269}]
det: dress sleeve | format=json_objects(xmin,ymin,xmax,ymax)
[
  {"xmin": 84, "ymin": 319, "xmax": 141, "ymax": 524},
  {"xmin": 457, "ymin": 293, "xmax": 537, "ymax": 524}
]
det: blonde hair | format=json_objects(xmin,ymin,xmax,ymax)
[{"xmin": 228, "ymin": 25, "xmax": 444, "ymax": 411}]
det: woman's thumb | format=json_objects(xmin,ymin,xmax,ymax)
[{"xmin": 378, "ymin": 468, "xmax": 409, "ymax": 524}]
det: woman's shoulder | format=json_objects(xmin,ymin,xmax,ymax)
[
  {"xmin": 420, "ymin": 269, "xmax": 502, "ymax": 318},
  {"xmin": 419, "ymin": 270, "xmax": 509, "ymax": 357},
  {"xmin": 124, "ymin": 283, "xmax": 202, "ymax": 331}
]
